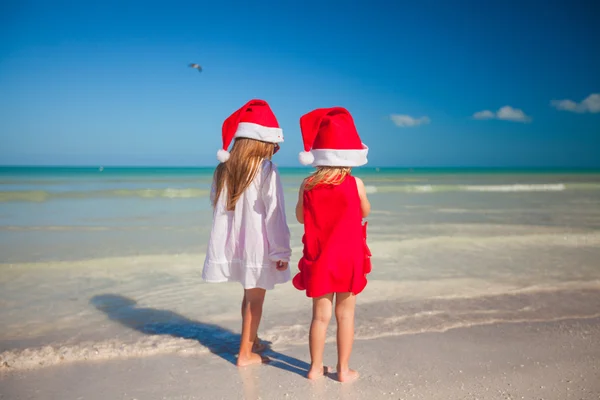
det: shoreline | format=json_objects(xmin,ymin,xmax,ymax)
[
  {"xmin": 3, "ymin": 282, "xmax": 600, "ymax": 372},
  {"xmin": 2, "ymin": 317, "xmax": 599, "ymax": 399}
]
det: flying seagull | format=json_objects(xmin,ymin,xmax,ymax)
[{"xmin": 189, "ymin": 63, "xmax": 202, "ymax": 72}]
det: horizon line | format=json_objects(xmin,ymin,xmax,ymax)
[{"xmin": 1, "ymin": 165, "xmax": 600, "ymax": 170}]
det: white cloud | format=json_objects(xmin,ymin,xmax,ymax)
[
  {"xmin": 551, "ymin": 93, "xmax": 600, "ymax": 113},
  {"xmin": 471, "ymin": 106, "xmax": 532, "ymax": 123},
  {"xmin": 550, "ymin": 99, "xmax": 578, "ymax": 112},
  {"xmin": 496, "ymin": 106, "xmax": 532, "ymax": 122},
  {"xmin": 472, "ymin": 110, "xmax": 495, "ymax": 120},
  {"xmin": 390, "ymin": 114, "xmax": 431, "ymax": 127}
]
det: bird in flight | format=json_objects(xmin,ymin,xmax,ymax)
[{"xmin": 189, "ymin": 63, "xmax": 202, "ymax": 72}]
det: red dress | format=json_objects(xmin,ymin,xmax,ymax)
[{"xmin": 292, "ymin": 175, "xmax": 372, "ymax": 298}]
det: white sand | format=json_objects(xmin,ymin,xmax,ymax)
[{"xmin": 1, "ymin": 318, "xmax": 599, "ymax": 400}]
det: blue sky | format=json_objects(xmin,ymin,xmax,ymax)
[{"xmin": 1, "ymin": 0, "xmax": 599, "ymax": 167}]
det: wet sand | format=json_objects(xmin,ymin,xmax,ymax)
[{"xmin": 2, "ymin": 317, "xmax": 599, "ymax": 400}]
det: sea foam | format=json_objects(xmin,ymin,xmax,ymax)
[{"xmin": 2, "ymin": 283, "xmax": 599, "ymax": 372}]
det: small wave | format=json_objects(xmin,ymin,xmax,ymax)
[
  {"xmin": 0, "ymin": 335, "xmax": 208, "ymax": 372},
  {"xmin": 463, "ymin": 184, "xmax": 565, "ymax": 192},
  {"xmin": 265, "ymin": 285, "xmax": 600, "ymax": 344},
  {"xmin": 0, "ymin": 188, "xmax": 210, "ymax": 202},
  {"xmin": 3, "ymin": 284, "xmax": 600, "ymax": 372},
  {"xmin": 371, "ymin": 182, "xmax": 600, "ymax": 194},
  {"xmin": 110, "ymin": 188, "xmax": 208, "ymax": 199}
]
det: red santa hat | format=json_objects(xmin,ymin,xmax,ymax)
[
  {"xmin": 298, "ymin": 107, "xmax": 368, "ymax": 167},
  {"xmin": 217, "ymin": 99, "xmax": 283, "ymax": 162}
]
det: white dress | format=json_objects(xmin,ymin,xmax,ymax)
[{"xmin": 202, "ymin": 160, "xmax": 292, "ymax": 290}]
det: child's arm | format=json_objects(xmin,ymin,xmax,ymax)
[
  {"xmin": 295, "ymin": 180, "xmax": 306, "ymax": 224},
  {"xmin": 262, "ymin": 163, "xmax": 292, "ymax": 266},
  {"xmin": 355, "ymin": 177, "xmax": 371, "ymax": 218}
]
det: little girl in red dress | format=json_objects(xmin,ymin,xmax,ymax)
[{"xmin": 292, "ymin": 107, "xmax": 372, "ymax": 382}]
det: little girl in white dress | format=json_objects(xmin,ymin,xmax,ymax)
[{"xmin": 202, "ymin": 99, "xmax": 291, "ymax": 367}]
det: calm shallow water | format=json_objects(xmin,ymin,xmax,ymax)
[
  {"xmin": 1, "ymin": 167, "xmax": 600, "ymax": 370},
  {"xmin": 2, "ymin": 166, "xmax": 600, "ymax": 262}
]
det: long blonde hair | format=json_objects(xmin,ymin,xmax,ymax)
[
  {"xmin": 304, "ymin": 166, "xmax": 352, "ymax": 191},
  {"xmin": 213, "ymin": 138, "xmax": 276, "ymax": 210}
]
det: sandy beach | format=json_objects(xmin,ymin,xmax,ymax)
[{"xmin": 2, "ymin": 318, "xmax": 599, "ymax": 399}]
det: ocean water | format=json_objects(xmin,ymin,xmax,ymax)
[{"xmin": 1, "ymin": 166, "xmax": 600, "ymax": 371}]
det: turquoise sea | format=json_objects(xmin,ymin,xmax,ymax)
[
  {"xmin": 2, "ymin": 165, "xmax": 600, "ymax": 262},
  {"xmin": 1, "ymin": 165, "xmax": 600, "ymax": 370}
]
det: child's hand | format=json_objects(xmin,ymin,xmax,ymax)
[{"xmin": 276, "ymin": 261, "xmax": 289, "ymax": 271}]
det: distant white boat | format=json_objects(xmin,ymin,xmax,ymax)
[{"xmin": 99, "ymin": 166, "xmax": 104, "ymax": 172}]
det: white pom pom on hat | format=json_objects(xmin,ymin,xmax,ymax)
[
  {"xmin": 298, "ymin": 151, "xmax": 314, "ymax": 165},
  {"xmin": 217, "ymin": 149, "xmax": 231, "ymax": 163}
]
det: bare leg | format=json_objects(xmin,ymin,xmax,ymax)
[
  {"xmin": 335, "ymin": 292, "xmax": 359, "ymax": 382},
  {"xmin": 237, "ymin": 288, "xmax": 269, "ymax": 367},
  {"xmin": 307, "ymin": 293, "xmax": 333, "ymax": 379},
  {"xmin": 241, "ymin": 294, "xmax": 265, "ymax": 352}
]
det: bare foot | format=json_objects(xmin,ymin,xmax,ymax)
[
  {"xmin": 252, "ymin": 338, "xmax": 268, "ymax": 353},
  {"xmin": 236, "ymin": 352, "xmax": 270, "ymax": 367},
  {"xmin": 337, "ymin": 368, "xmax": 359, "ymax": 383},
  {"xmin": 307, "ymin": 365, "xmax": 329, "ymax": 380}
]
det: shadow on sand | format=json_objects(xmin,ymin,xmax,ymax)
[{"xmin": 90, "ymin": 294, "xmax": 310, "ymax": 377}]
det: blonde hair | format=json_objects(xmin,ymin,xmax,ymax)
[
  {"xmin": 213, "ymin": 138, "xmax": 276, "ymax": 210},
  {"xmin": 304, "ymin": 166, "xmax": 352, "ymax": 191}
]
